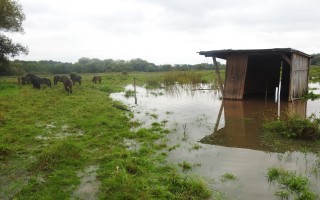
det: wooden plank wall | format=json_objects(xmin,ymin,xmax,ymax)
[
  {"xmin": 224, "ymin": 54, "xmax": 248, "ymax": 99},
  {"xmin": 289, "ymin": 53, "xmax": 309, "ymax": 101}
]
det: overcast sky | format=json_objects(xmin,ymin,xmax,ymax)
[{"xmin": 8, "ymin": 0, "xmax": 320, "ymax": 65}]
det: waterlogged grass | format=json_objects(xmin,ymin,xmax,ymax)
[
  {"xmin": 220, "ymin": 173, "xmax": 238, "ymax": 183},
  {"xmin": 261, "ymin": 113, "xmax": 320, "ymax": 152},
  {"xmin": 179, "ymin": 161, "xmax": 193, "ymax": 171},
  {"xmin": 302, "ymin": 91, "xmax": 320, "ymax": 100},
  {"xmin": 267, "ymin": 167, "xmax": 317, "ymax": 200},
  {"xmin": 309, "ymin": 66, "xmax": 320, "ymax": 83},
  {"xmin": 0, "ymin": 73, "xmax": 213, "ymax": 199},
  {"xmin": 143, "ymin": 70, "xmax": 221, "ymax": 89}
]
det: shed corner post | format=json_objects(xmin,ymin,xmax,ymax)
[{"xmin": 212, "ymin": 57, "xmax": 224, "ymax": 98}]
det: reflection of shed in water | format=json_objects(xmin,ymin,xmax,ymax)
[
  {"xmin": 198, "ymin": 48, "xmax": 311, "ymax": 101},
  {"xmin": 200, "ymin": 99, "xmax": 307, "ymax": 151}
]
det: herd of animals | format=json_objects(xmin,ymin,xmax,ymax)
[{"xmin": 18, "ymin": 73, "xmax": 102, "ymax": 94}]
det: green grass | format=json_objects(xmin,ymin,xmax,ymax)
[
  {"xmin": 220, "ymin": 173, "xmax": 237, "ymax": 182},
  {"xmin": 0, "ymin": 72, "xmax": 214, "ymax": 199},
  {"xmin": 261, "ymin": 113, "xmax": 320, "ymax": 152},
  {"xmin": 267, "ymin": 167, "xmax": 317, "ymax": 200},
  {"xmin": 302, "ymin": 91, "xmax": 320, "ymax": 100}
]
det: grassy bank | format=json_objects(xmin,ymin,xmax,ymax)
[{"xmin": 0, "ymin": 72, "xmax": 213, "ymax": 199}]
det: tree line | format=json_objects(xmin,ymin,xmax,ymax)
[
  {"xmin": 0, "ymin": 57, "xmax": 223, "ymax": 75},
  {"xmin": 311, "ymin": 53, "xmax": 320, "ymax": 66}
]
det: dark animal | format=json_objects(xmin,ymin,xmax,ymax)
[
  {"xmin": 70, "ymin": 74, "xmax": 82, "ymax": 85},
  {"xmin": 62, "ymin": 76, "xmax": 73, "ymax": 93},
  {"xmin": 26, "ymin": 73, "xmax": 52, "ymax": 89},
  {"xmin": 92, "ymin": 75, "xmax": 101, "ymax": 84},
  {"xmin": 21, "ymin": 76, "xmax": 31, "ymax": 84},
  {"xmin": 53, "ymin": 75, "xmax": 63, "ymax": 85}
]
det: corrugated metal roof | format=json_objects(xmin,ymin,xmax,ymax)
[{"xmin": 198, "ymin": 48, "xmax": 311, "ymax": 59}]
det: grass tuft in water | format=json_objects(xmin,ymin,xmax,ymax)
[
  {"xmin": 220, "ymin": 173, "xmax": 237, "ymax": 182},
  {"xmin": 261, "ymin": 113, "xmax": 320, "ymax": 152},
  {"xmin": 179, "ymin": 161, "xmax": 192, "ymax": 171},
  {"xmin": 124, "ymin": 89, "xmax": 136, "ymax": 98},
  {"xmin": 302, "ymin": 91, "xmax": 320, "ymax": 100},
  {"xmin": 267, "ymin": 167, "xmax": 317, "ymax": 200}
]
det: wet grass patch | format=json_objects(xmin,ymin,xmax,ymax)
[
  {"xmin": 0, "ymin": 73, "xmax": 217, "ymax": 199},
  {"xmin": 261, "ymin": 113, "xmax": 320, "ymax": 152},
  {"xmin": 267, "ymin": 167, "xmax": 318, "ymax": 200},
  {"xmin": 302, "ymin": 91, "xmax": 320, "ymax": 100},
  {"xmin": 220, "ymin": 173, "xmax": 237, "ymax": 182}
]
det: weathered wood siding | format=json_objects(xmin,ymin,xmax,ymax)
[
  {"xmin": 289, "ymin": 53, "xmax": 309, "ymax": 101},
  {"xmin": 224, "ymin": 54, "xmax": 248, "ymax": 99}
]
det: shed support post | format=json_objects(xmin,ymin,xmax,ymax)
[{"xmin": 213, "ymin": 57, "xmax": 224, "ymax": 97}]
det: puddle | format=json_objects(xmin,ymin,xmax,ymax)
[
  {"xmin": 35, "ymin": 124, "xmax": 85, "ymax": 140},
  {"xmin": 72, "ymin": 165, "xmax": 100, "ymax": 200},
  {"xmin": 111, "ymin": 84, "xmax": 320, "ymax": 199},
  {"xmin": 124, "ymin": 138, "xmax": 140, "ymax": 151}
]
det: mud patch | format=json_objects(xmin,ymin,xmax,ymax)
[{"xmin": 72, "ymin": 165, "xmax": 100, "ymax": 200}]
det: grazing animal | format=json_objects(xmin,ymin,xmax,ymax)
[
  {"xmin": 53, "ymin": 75, "xmax": 63, "ymax": 85},
  {"xmin": 21, "ymin": 76, "xmax": 31, "ymax": 84},
  {"xmin": 26, "ymin": 73, "xmax": 51, "ymax": 89},
  {"xmin": 70, "ymin": 74, "xmax": 82, "ymax": 85},
  {"xmin": 92, "ymin": 75, "xmax": 101, "ymax": 84},
  {"xmin": 62, "ymin": 76, "xmax": 73, "ymax": 93}
]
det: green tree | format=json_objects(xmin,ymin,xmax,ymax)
[{"xmin": 0, "ymin": 0, "xmax": 28, "ymax": 65}]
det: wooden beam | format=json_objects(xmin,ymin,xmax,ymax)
[
  {"xmin": 282, "ymin": 54, "xmax": 291, "ymax": 65},
  {"xmin": 212, "ymin": 57, "xmax": 224, "ymax": 97}
]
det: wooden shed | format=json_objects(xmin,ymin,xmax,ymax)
[{"xmin": 198, "ymin": 48, "xmax": 311, "ymax": 101}]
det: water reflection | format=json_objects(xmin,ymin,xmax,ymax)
[
  {"xmin": 111, "ymin": 83, "xmax": 320, "ymax": 199},
  {"xmin": 200, "ymin": 99, "xmax": 307, "ymax": 151}
]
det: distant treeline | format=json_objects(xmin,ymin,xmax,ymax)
[
  {"xmin": 311, "ymin": 53, "xmax": 320, "ymax": 66},
  {"xmin": 0, "ymin": 57, "xmax": 224, "ymax": 76}
]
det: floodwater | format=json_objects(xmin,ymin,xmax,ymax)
[{"xmin": 111, "ymin": 83, "xmax": 320, "ymax": 199}]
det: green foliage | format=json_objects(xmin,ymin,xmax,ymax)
[
  {"xmin": 220, "ymin": 173, "xmax": 237, "ymax": 182},
  {"xmin": 309, "ymin": 66, "xmax": 320, "ymax": 83},
  {"xmin": 302, "ymin": 91, "xmax": 320, "ymax": 100},
  {"xmin": 33, "ymin": 141, "xmax": 83, "ymax": 171},
  {"xmin": 0, "ymin": 0, "xmax": 28, "ymax": 65},
  {"xmin": 0, "ymin": 73, "xmax": 215, "ymax": 199},
  {"xmin": 124, "ymin": 89, "xmax": 135, "ymax": 98},
  {"xmin": 0, "ymin": 143, "xmax": 13, "ymax": 160},
  {"xmin": 310, "ymin": 54, "xmax": 320, "ymax": 66},
  {"xmin": 163, "ymin": 70, "xmax": 203, "ymax": 85},
  {"xmin": 262, "ymin": 114, "xmax": 320, "ymax": 140},
  {"xmin": 178, "ymin": 161, "xmax": 192, "ymax": 171},
  {"xmin": 267, "ymin": 167, "xmax": 317, "ymax": 200},
  {"xmin": 2, "ymin": 58, "xmax": 222, "ymax": 76}
]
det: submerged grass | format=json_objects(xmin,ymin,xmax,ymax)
[
  {"xmin": 267, "ymin": 167, "xmax": 317, "ymax": 200},
  {"xmin": 0, "ymin": 73, "xmax": 213, "ymax": 199}
]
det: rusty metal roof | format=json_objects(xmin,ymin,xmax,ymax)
[{"xmin": 198, "ymin": 48, "xmax": 311, "ymax": 59}]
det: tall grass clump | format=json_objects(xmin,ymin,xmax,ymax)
[
  {"xmin": 145, "ymin": 78, "xmax": 162, "ymax": 89},
  {"xmin": 261, "ymin": 113, "xmax": 320, "ymax": 152},
  {"xmin": 302, "ymin": 91, "xmax": 320, "ymax": 101},
  {"xmin": 267, "ymin": 167, "xmax": 317, "ymax": 200},
  {"xmin": 33, "ymin": 141, "xmax": 83, "ymax": 171},
  {"xmin": 262, "ymin": 113, "xmax": 320, "ymax": 140},
  {"xmin": 163, "ymin": 71, "xmax": 203, "ymax": 85}
]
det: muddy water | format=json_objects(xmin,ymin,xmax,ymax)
[{"xmin": 111, "ymin": 84, "xmax": 320, "ymax": 199}]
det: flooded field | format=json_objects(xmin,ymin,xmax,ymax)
[{"xmin": 111, "ymin": 83, "xmax": 320, "ymax": 199}]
